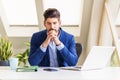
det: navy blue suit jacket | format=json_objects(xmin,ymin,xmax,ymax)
[{"xmin": 28, "ymin": 28, "xmax": 78, "ymax": 67}]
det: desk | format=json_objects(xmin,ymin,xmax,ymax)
[{"xmin": 0, "ymin": 67, "xmax": 120, "ymax": 80}]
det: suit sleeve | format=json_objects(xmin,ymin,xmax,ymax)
[
  {"xmin": 58, "ymin": 36, "xmax": 78, "ymax": 66},
  {"xmin": 28, "ymin": 33, "xmax": 46, "ymax": 66}
]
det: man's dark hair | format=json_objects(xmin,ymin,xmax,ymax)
[{"xmin": 43, "ymin": 8, "xmax": 60, "ymax": 21}]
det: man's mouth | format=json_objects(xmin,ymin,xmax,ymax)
[{"xmin": 48, "ymin": 28, "xmax": 57, "ymax": 32}]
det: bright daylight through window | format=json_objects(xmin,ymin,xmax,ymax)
[
  {"xmin": 43, "ymin": 0, "xmax": 81, "ymax": 25},
  {"xmin": 1, "ymin": 0, "xmax": 38, "ymax": 25}
]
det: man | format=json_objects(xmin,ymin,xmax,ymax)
[{"xmin": 28, "ymin": 8, "xmax": 78, "ymax": 67}]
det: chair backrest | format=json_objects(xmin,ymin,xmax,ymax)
[{"xmin": 76, "ymin": 43, "xmax": 82, "ymax": 58}]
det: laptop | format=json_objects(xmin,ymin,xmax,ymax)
[{"xmin": 60, "ymin": 46, "xmax": 115, "ymax": 71}]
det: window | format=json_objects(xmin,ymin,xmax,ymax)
[
  {"xmin": 43, "ymin": 0, "xmax": 81, "ymax": 25},
  {"xmin": 1, "ymin": 0, "xmax": 38, "ymax": 25},
  {"xmin": 115, "ymin": 7, "xmax": 120, "ymax": 26}
]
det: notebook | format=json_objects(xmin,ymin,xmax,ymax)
[
  {"xmin": 16, "ymin": 66, "xmax": 38, "ymax": 72},
  {"xmin": 60, "ymin": 46, "xmax": 115, "ymax": 71}
]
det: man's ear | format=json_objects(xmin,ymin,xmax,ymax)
[
  {"xmin": 59, "ymin": 20, "xmax": 61, "ymax": 25},
  {"xmin": 44, "ymin": 21, "xmax": 46, "ymax": 28}
]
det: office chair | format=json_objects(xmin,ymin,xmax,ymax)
[{"xmin": 76, "ymin": 43, "xmax": 82, "ymax": 58}]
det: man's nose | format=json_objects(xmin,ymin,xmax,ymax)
[{"xmin": 50, "ymin": 24, "xmax": 54, "ymax": 29}]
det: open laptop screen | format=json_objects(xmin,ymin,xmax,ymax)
[
  {"xmin": 81, "ymin": 46, "xmax": 115, "ymax": 70},
  {"xmin": 60, "ymin": 46, "xmax": 115, "ymax": 71}
]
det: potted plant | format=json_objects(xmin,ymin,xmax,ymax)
[
  {"xmin": 0, "ymin": 37, "xmax": 13, "ymax": 66},
  {"xmin": 15, "ymin": 42, "xmax": 30, "ymax": 66}
]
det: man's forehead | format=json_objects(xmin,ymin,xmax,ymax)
[{"xmin": 45, "ymin": 18, "xmax": 59, "ymax": 22}]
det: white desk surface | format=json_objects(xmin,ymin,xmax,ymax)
[{"xmin": 0, "ymin": 66, "xmax": 120, "ymax": 80}]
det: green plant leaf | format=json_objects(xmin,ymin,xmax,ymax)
[
  {"xmin": 15, "ymin": 42, "xmax": 30, "ymax": 66},
  {"xmin": 0, "ymin": 38, "xmax": 13, "ymax": 61}
]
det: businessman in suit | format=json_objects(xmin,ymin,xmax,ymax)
[{"xmin": 28, "ymin": 8, "xmax": 78, "ymax": 67}]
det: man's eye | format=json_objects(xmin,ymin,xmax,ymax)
[
  {"xmin": 47, "ymin": 23, "xmax": 51, "ymax": 25},
  {"xmin": 53, "ymin": 22, "xmax": 57, "ymax": 24}
]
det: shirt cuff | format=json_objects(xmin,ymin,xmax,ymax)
[
  {"xmin": 40, "ymin": 45, "xmax": 47, "ymax": 52},
  {"xmin": 56, "ymin": 42, "xmax": 64, "ymax": 50}
]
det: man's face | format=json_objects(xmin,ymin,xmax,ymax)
[{"xmin": 44, "ymin": 18, "xmax": 61, "ymax": 32}]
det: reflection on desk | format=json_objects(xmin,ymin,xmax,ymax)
[{"xmin": 0, "ymin": 66, "xmax": 120, "ymax": 80}]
